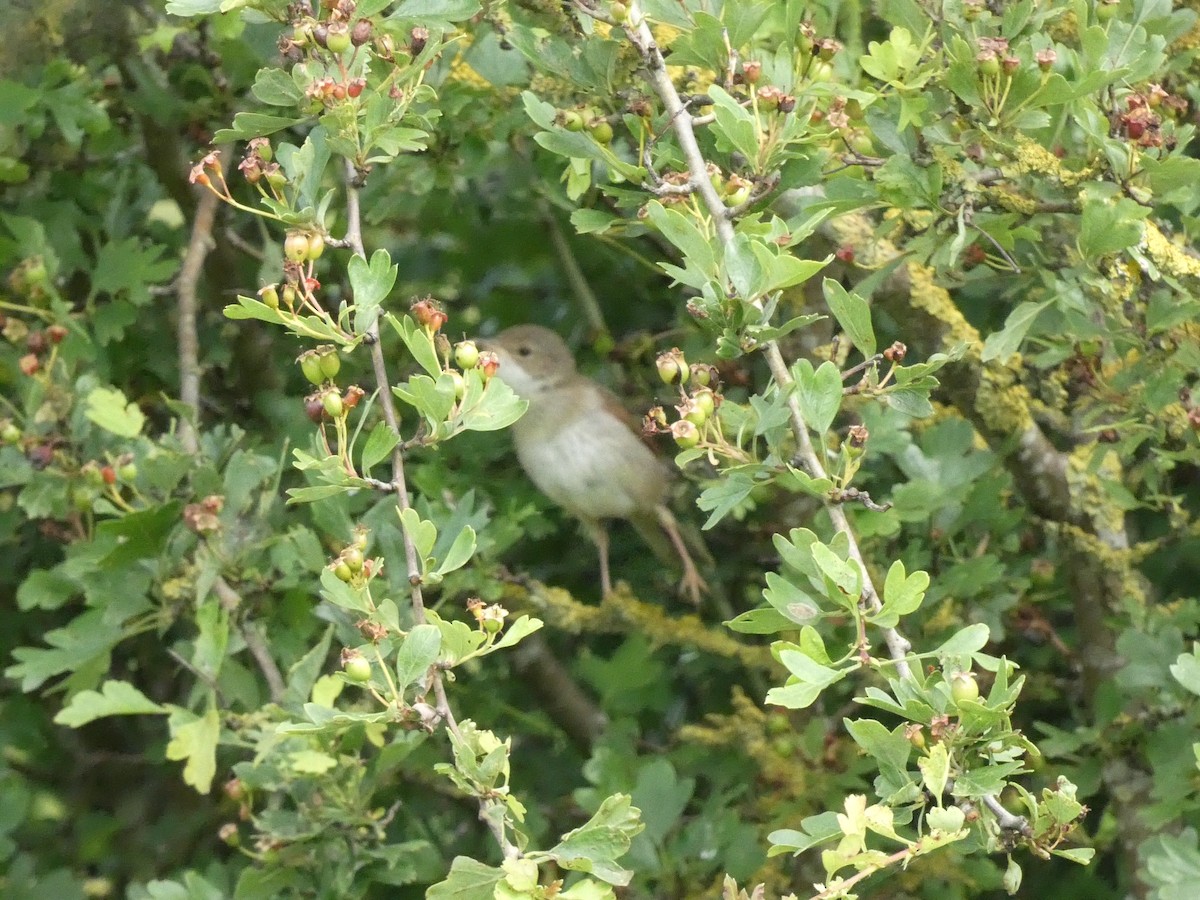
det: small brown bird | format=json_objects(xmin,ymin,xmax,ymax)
[{"xmin": 484, "ymin": 325, "xmax": 706, "ymax": 603}]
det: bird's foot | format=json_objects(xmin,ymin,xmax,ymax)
[{"xmin": 678, "ymin": 564, "xmax": 707, "ymax": 606}]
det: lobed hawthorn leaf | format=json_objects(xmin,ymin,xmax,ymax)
[
  {"xmin": 166, "ymin": 702, "xmax": 220, "ymax": 794},
  {"xmin": 426, "ymin": 856, "xmax": 504, "ymax": 899},
  {"xmin": 85, "ymin": 386, "xmax": 145, "ymax": 437},
  {"xmin": 547, "ymin": 793, "xmax": 644, "ymax": 887},
  {"xmin": 54, "ymin": 680, "xmax": 165, "ymax": 727},
  {"xmin": 792, "ymin": 359, "xmax": 842, "ymax": 436},
  {"xmin": 349, "ymin": 249, "xmax": 397, "ymax": 334}
]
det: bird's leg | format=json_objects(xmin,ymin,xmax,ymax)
[
  {"xmin": 583, "ymin": 519, "xmax": 613, "ymax": 597},
  {"xmin": 655, "ymin": 504, "xmax": 707, "ymax": 604}
]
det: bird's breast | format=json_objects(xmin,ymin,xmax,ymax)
[{"xmin": 513, "ymin": 395, "xmax": 666, "ymax": 521}]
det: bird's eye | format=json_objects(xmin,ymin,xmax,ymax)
[{"xmin": 517, "ymin": 346, "xmax": 532, "ymax": 357}]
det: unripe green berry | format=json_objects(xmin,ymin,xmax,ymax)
[
  {"xmin": 318, "ymin": 348, "xmax": 341, "ymax": 380},
  {"xmin": 656, "ymin": 348, "xmax": 689, "ymax": 385},
  {"xmin": 333, "ymin": 561, "xmax": 354, "ymax": 582},
  {"xmin": 680, "ymin": 398, "xmax": 708, "ymax": 427},
  {"xmin": 284, "ymin": 232, "xmax": 310, "ymax": 263},
  {"xmin": 454, "ymin": 340, "xmax": 480, "ymax": 370},
  {"xmin": 300, "ymin": 352, "xmax": 325, "ymax": 386},
  {"xmin": 692, "ymin": 387, "xmax": 716, "ymax": 419},
  {"xmin": 0, "ymin": 421, "xmax": 21, "ymax": 444},
  {"xmin": 259, "ymin": 285, "xmax": 280, "ymax": 309},
  {"xmin": 558, "ymin": 109, "xmax": 585, "ymax": 132},
  {"xmin": 449, "ymin": 370, "xmax": 466, "ymax": 400},
  {"xmin": 344, "ymin": 655, "xmax": 372, "ymax": 682},
  {"xmin": 671, "ymin": 419, "xmax": 701, "ymax": 449},
  {"xmin": 306, "ymin": 232, "xmax": 325, "ymax": 261},
  {"xmin": 343, "ymin": 547, "xmax": 364, "ymax": 573},
  {"xmin": 588, "ymin": 118, "xmax": 614, "ymax": 144},
  {"xmin": 322, "ymin": 391, "xmax": 344, "ymax": 418},
  {"xmin": 326, "ymin": 22, "xmax": 351, "ymax": 53},
  {"xmin": 118, "ymin": 462, "xmax": 138, "ymax": 483},
  {"xmin": 950, "ymin": 673, "xmax": 980, "ymax": 705}
]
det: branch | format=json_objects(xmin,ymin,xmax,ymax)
[
  {"xmin": 177, "ymin": 158, "xmax": 222, "ymax": 455},
  {"xmin": 620, "ymin": 0, "xmax": 913, "ymax": 676},
  {"xmin": 538, "ymin": 196, "xmax": 608, "ymax": 336},
  {"xmin": 341, "ymin": 159, "xmax": 520, "ymax": 862}
]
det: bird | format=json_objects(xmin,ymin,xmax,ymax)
[{"xmin": 482, "ymin": 324, "xmax": 706, "ymax": 603}]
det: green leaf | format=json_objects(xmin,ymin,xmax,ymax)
[
  {"xmin": 5, "ymin": 609, "xmax": 125, "ymax": 691},
  {"xmin": 1171, "ymin": 645, "xmax": 1200, "ymax": 696},
  {"xmin": 927, "ymin": 805, "xmax": 965, "ymax": 833},
  {"xmin": 318, "ymin": 566, "xmax": 371, "ymax": 614},
  {"xmin": 768, "ymin": 811, "xmax": 842, "ymax": 855},
  {"xmin": 919, "ymin": 741, "xmax": 952, "ymax": 801},
  {"xmin": 1052, "ymin": 847, "xmax": 1096, "ymax": 865},
  {"xmin": 251, "ymin": 67, "xmax": 304, "ymax": 106},
  {"xmin": 571, "ymin": 208, "xmax": 621, "ymax": 235},
  {"xmin": 388, "ymin": 313, "xmax": 443, "ymax": 378},
  {"xmin": 792, "ymin": 359, "xmax": 842, "ymax": 435},
  {"xmin": 360, "ymin": 421, "xmax": 400, "ymax": 474},
  {"xmin": 284, "ymin": 625, "xmax": 334, "ymax": 707},
  {"xmin": 435, "ymin": 526, "xmax": 476, "ymax": 576},
  {"xmin": 398, "ymin": 507, "xmax": 438, "ymax": 561},
  {"xmin": 96, "ymin": 501, "xmax": 184, "ymax": 568},
  {"xmin": 390, "ymin": 0, "xmax": 482, "ymax": 23},
  {"xmin": 725, "ymin": 232, "xmax": 766, "ymax": 301},
  {"xmin": 490, "ymin": 615, "xmax": 544, "ymax": 653},
  {"xmin": 843, "ymin": 718, "xmax": 911, "ymax": 774},
  {"xmin": 707, "ymin": 85, "xmax": 760, "ymax": 161},
  {"xmin": 349, "ymin": 249, "xmax": 397, "ymax": 334},
  {"xmin": 645, "ymin": 201, "xmax": 715, "ymax": 276},
  {"xmin": 17, "ymin": 567, "xmax": 77, "ymax": 611},
  {"xmin": 426, "ymin": 856, "xmax": 504, "ymax": 899},
  {"xmin": 874, "ymin": 560, "xmax": 928, "ymax": 628},
  {"xmin": 725, "ymin": 607, "xmax": 796, "ymax": 635},
  {"xmin": 54, "ymin": 680, "xmax": 165, "ymax": 727},
  {"xmin": 547, "ymin": 794, "xmax": 644, "ymax": 887},
  {"xmin": 213, "ymin": 112, "xmax": 303, "ymax": 143},
  {"xmin": 85, "ymin": 386, "xmax": 145, "ymax": 437},
  {"xmin": 981, "ymin": 300, "xmax": 1052, "ymax": 363},
  {"xmin": 762, "ymin": 252, "xmax": 829, "ymax": 292},
  {"xmin": 696, "ymin": 468, "xmax": 764, "ymax": 529},
  {"xmin": 395, "ymin": 624, "xmax": 442, "ymax": 692},
  {"xmin": 534, "ymin": 129, "xmax": 609, "ymax": 164},
  {"xmin": 823, "ymin": 278, "xmax": 876, "ymax": 357},
  {"xmin": 810, "ymin": 541, "xmax": 861, "ymax": 599},
  {"xmin": 448, "ymin": 370, "xmax": 528, "ymax": 435},
  {"xmin": 936, "ymin": 623, "xmax": 991, "ymax": 657},
  {"xmin": 766, "ymin": 648, "xmax": 846, "ymax": 709},
  {"xmin": 763, "ymin": 572, "xmax": 820, "ymax": 624},
  {"xmin": 1077, "ymin": 192, "xmax": 1150, "ymax": 259},
  {"xmin": 166, "ymin": 702, "xmax": 221, "ymax": 794},
  {"xmin": 164, "ymin": 0, "xmax": 223, "ymax": 15}
]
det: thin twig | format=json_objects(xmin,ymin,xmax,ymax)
[
  {"xmin": 177, "ymin": 156, "xmax": 221, "ymax": 455},
  {"xmin": 342, "ymin": 158, "xmax": 520, "ymax": 862},
  {"xmin": 538, "ymin": 196, "xmax": 608, "ymax": 335}
]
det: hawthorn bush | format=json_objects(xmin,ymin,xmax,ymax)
[{"xmin": 3, "ymin": 0, "xmax": 1200, "ymax": 898}]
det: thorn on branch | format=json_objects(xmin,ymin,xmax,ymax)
[{"xmin": 830, "ymin": 486, "xmax": 892, "ymax": 512}]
